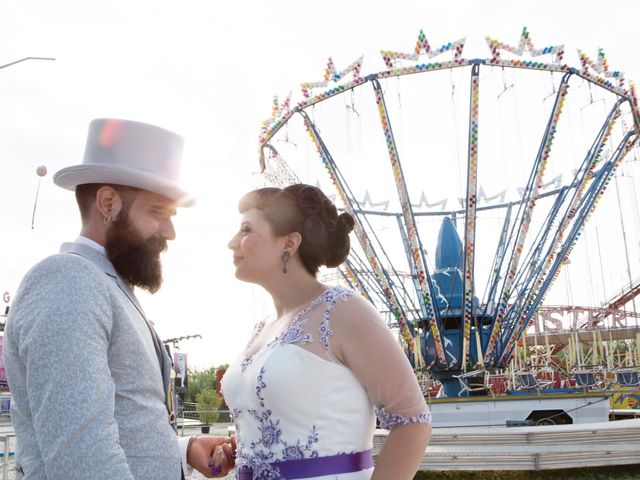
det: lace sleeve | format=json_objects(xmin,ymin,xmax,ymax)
[{"xmin": 330, "ymin": 294, "xmax": 431, "ymax": 430}]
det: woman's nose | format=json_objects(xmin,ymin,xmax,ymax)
[{"xmin": 228, "ymin": 232, "xmax": 239, "ymax": 249}]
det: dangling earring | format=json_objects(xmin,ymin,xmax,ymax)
[
  {"xmin": 281, "ymin": 251, "xmax": 290, "ymax": 274},
  {"xmin": 104, "ymin": 215, "xmax": 111, "ymax": 224}
]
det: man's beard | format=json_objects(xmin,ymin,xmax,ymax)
[{"xmin": 105, "ymin": 211, "xmax": 168, "ymax": 293}]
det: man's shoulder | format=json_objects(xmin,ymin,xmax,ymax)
[
  {"xmin": 9, "ymin": 250, "xmax": 116, "ymax": 332},
  {"xmin": 29, "ymin": 243, "xmax": 108, "ymax": 273},
  {"xmin": 28, "ymin": 249, "xmax": 104, "ymax": 278},
  {"xmin": 16, "ymin": 250, "xmax": 112, "ymax": 303}
]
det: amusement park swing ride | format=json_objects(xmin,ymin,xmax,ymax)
[{"xmin": 256, "ymin": 27, "xmax": 640, "ymax": 428}]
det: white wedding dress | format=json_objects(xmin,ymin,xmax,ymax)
[{"xmin": 222, "ymin": 286, "xmax": 430, "ymax": 480}]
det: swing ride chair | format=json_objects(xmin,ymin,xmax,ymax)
[
  {"xmin": 613, "ymin": 367, "xmax": 640, "ymax": 388},
  {"xmin": 572, "ymin": 365, "xmax": 606, "ymax": 391},
  {"xmin": 257, "ymin": 27, "xmax": 640, "ymax": 400},
  {"xmin": 452, "ymin": 369, "xmax": 494, "ymax": 397},
  {"xmin": 514, "ymin": 370, "xmax": 554, "ymax": 392}
]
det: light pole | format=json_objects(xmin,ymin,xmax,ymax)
[{"xmin": 0, "ymin": 56, "xmax": 55, "ymax": 70}]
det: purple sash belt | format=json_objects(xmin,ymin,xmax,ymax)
[{"xmin": 237, "ymin": 449, "xmax": 373, "ymax": 479}]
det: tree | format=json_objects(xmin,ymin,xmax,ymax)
[
  {"xmin": 185, "ymin": 367, "xmax": 216, "ymax": 403},
  {"xmin": 196, "ymin": 388, "xmax": 221, "ymax": 425},
  {"xmin": 185, "ymin": 365, "xmax": 228, "ymax": 403}
]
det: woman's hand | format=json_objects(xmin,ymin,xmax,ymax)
[
  {"xmin": 209, "ymin": 437, "xmax": 237, "ymax": 477},
  {"xmin": 187, "ymin": 435, "xmax": 237, "ymax": 478}
]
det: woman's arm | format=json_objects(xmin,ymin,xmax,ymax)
[
  {"xmin": 372, "ymin": 423, "xmax": 431, "ymax": 480},
  {"xmin": 331, "ymin": 293, "xmax": 432, "ymax": 479}
]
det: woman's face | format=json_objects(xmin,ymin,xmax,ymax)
[{"xmin": 228, "ymin": 208, "xmax": 283, "ymax": 284}]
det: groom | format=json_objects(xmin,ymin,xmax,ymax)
[{"xmin": 4, "ymin": 119, "xmax": 234, "ymax": 479}]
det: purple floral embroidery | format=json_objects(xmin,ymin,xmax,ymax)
[
  {"xmin": 265, "ymin": 289, "xmax": 334, "ymax": 350},
  {"xmin": 256, "ymin": 367, "xmax": 267, "ymax": 407},
  {"xmin": 318, "ymin": 287, "xmax": 352, "ymax": 350},
  {"xmin": 234, "ymin": 286, "xmax": 360, "ymax": 479},
  {"xmin": 253, "ymin": 466, "xmax": 282, "ymax": 479},
  {"xmin": 271, "ymin": 320, "xmax": 312, "ymax": 348},
  {"xmin": 258, "ymin": 416, "xmax": 282, "ymax": 448},
  {"xmin": 375, "ymin": 406, "xmax": 432, "ymax": 430},
  {"xmin": 304, "ymin": 425, "xmax": 320, "ymax": 452},
  {"xmin": 244, "ymin": 287, "xmax": 353, "ymax": 369},
  {"xmin": 281, "ymin": 444, "xmax": 304, "ymax": 460},
  {"xmin": 235, "ymin": 365, "xmax": 321, "ymax": 479},
  {"xmin": 240, "ymin": 356, "xmax": 252, "ymax": 372},
  {"xmin": 241, "ymin": 320, "xmax": 266, "ymax": 372},
  {"xmin": 237, "ymin": 462, "xmax": 283, "ymax": 480}
]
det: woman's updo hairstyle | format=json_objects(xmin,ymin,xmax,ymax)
[{"xmin": 238, "ymin": 184, "xmax": 355, "ymax": 276}]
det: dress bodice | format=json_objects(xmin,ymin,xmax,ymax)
[{"xmin": 222, "ymin": 286, "xmax": 431, "ymax": 480}]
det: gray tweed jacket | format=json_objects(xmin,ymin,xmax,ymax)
[{"xmin": 3, "ymin": 242, "xmax": 181, "ymax": 479}]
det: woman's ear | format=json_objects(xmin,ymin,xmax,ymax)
[
  {"xmin": 96, "ymin": 186, "xmax": 123, "ymax": 220},
  {"xmin": 284, "ymin": 232, "xmax": 303, "ymax": 255}
]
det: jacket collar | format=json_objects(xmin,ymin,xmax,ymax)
[{"xmin": 60, "ymin": 241, "xmax": 146, "ymax": 318}]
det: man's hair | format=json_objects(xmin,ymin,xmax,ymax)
[{"xmin": 75, "ymin": 184, "xmax": 142, "ymax": 223}]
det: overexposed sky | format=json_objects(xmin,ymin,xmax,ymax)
[{"xmin": 1, "ymin": 0, "xmax": 639, "ymax": 368}]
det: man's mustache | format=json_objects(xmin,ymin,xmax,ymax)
[{"xmin": 147, "ymin": 237, "xmax": 168, "ymax": 255}]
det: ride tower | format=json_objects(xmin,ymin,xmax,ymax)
[{"xmin": 257, "ymin": 28, "xmax": 640, "ymax": 397}]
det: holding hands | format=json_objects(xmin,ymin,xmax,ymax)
[{"xmin": 187, "ymin": 435, "xmax": 237, "ymax": 478}]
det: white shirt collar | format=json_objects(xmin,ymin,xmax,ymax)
[{"xmin": 76, "ymin": 235, "xmax": 106, "ymax": 255}]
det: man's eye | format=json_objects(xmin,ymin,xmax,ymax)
[{"xmin": 151, "ymin": 210, "xmax": 168, "ymax": 219}]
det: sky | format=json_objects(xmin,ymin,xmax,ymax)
[{"xmin": 1, "ymin": 0, "xmax": 639, "ymax": 369}]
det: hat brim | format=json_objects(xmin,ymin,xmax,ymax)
[{"xmin": 53, "ymin": 164, "xmax": 195, "ymax": 207}]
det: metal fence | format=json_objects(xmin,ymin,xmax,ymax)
[{"xmin": 176, "ymin": 401, "xmax": 233, "ymax": 435}]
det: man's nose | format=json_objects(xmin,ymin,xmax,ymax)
[{"xmin": 161, "ymin": 219, "xmax": 176, "ymax": 241}]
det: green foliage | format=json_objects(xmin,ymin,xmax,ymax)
[
  {"xmin": 185, "ymin": 367, "xmax": 217, "ymax": 403},
  {"xmin": 196, "ymin": 388, "xmax": 221, "ymax": 425}
]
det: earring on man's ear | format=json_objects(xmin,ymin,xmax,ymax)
[
  {"xmin": 281, "ymin": 251, "xmax": 290, "ymax": 274},
  {"xmin": 104, "ymin": 215, "xmax": 111, "ymax": 225}
]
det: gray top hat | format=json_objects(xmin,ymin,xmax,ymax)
[{"xmin": 54, "ymin": 118, "xmax": 194, "ymax": 207}]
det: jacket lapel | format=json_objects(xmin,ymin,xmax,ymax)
[{"xmin": 61, "ymin": 242, "xmax": 150, "ymax": 317}]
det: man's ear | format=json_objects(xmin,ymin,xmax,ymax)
[
  {"xmin": 96, "ymin": 186, "xmax": 123, "ymax": 220},
  {"xmin": 284, "ymin": 232, "xmax": 303, "ymax": 255}
]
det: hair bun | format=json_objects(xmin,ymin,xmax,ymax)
[
  {"xmin": 337, "ymin": 212, "xmax": 355, "ymax": 234},
  {"xmin": 296, "ymin": 186, "xmax": 323, "ymax": 216}
]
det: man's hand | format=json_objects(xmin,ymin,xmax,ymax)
[
  {"xmin": 187, "ymin": 435, "xmax": 237, "ymax": 478},
  {"xmin": 210, "ymin": 437, "xmax": 237, "ymax": 477}
]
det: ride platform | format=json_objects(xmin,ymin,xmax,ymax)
[
  {"xmin": 373, "ymin": 419, "xmax": 640, "ymax": 471},
  {"xmin": 427, "ymin": 389, "xmax": 611, "ymax": 428}
]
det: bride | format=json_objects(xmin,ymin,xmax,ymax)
[{"xmin": 221, "ymin": 184, "xmax": 431, "ymax": 479}]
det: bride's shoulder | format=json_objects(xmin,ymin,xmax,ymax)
[{"xmin": 327, "ymin": 286, "xmax": 385, "ymax": 328}]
